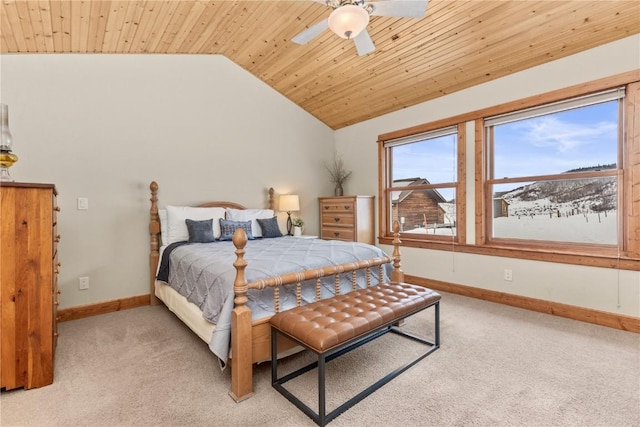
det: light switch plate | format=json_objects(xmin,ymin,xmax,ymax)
[{"xmin": 77, "ymin": 197, "xmax": 89, "ymax": 210}]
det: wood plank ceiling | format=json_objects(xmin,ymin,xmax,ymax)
[{"xmin": 1, "ymin": 1, "xmax": 639, "ymax": 129}]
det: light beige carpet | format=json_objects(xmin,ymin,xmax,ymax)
[{"xmin": 1, "ymin": 291, "xmax": 638, "ymax": 427}]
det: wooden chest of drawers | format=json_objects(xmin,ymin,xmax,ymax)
[
  {"xmin": 1, "ymin": 182, "xmax": 59, "ymax": 390},
  {"xmin": 318, "ymin": 196, "xmax": 374, "ymax": 244}
]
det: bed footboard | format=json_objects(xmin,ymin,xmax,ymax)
[
  {"xmin": 147, "ymin": 181, "xmax": 404, "ymax": 402},
  {"xmin": 229, "ymin": 221, "xmax": 403, "ymax": 402}
]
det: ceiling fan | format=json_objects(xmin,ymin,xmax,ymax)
[{"xmin": 292, "ymin": 0, "xmax": 428, "ymax": 56}]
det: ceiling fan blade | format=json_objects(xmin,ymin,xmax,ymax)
[
  {"xmin": 354, "ymin": 29, "xmax": 375, "ymax": 56},
  {"xmin": 292, "ymin": 19, "xmax": 329, "ymax": 45},
  {"xmin": 368, "ymin": 0, "xmax": 428, "ymax": 18}
]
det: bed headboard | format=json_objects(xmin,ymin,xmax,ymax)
[
  {"xmin": 197, "ymin": 187, "xmax": 275, "ymax": 210},
  {"xmin": 148, "ymin": 181, "xmax": 275, "ymax": 305}
]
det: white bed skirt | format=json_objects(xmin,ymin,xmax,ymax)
[
  {"xmin": 155, "ymin": 280, "xmax": 215, "ymax": 344},
  {"xmin": 155, "ymin": 279, "xmax": 304, "ymax": 363}
]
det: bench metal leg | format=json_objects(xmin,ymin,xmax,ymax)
[
  {"xmin": 436, "ymin": 300, "xmax": 440, "ymax": 347},
  {"xmin": 318, "ymin": 354, "xmax": 326, "ymax": 426},
  {"xmin": 272, "ymin": 300, "xmax": 440, "ymax": 427}
]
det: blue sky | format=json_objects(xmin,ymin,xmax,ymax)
[
  {"xmin": 392, "ymin": 135, "xmax": 457, "ymax": 201},
  {"xmin": 392, "ymin": 100, "xmax": 618, "ymax": 192},
  {"xmin": 392, "ymin": 135, "xmax": 457, "ymax": 183},
  {"xmin": 494, "ymin": 101, "xmax": 618, "ymax": 179}
]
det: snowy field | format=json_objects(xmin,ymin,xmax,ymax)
[
  {"xmin": 493, "ymin": 210, "xmax": 617, "ymax": 244},
  {"xmin": 404, "ymin": 210, "xmax": 617, "ymax": 244}
]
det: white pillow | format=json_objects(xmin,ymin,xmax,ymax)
[
  {"xmin": 226, "ymin": 208, "xmax": 275, "ymax": 238},
  {"xmin": 166, "ymin": 205, "xmax": 226, "ymax": 244},
  {"xmin": 158, "ymin": 209, "xmax": 168, "ymax": 246}
]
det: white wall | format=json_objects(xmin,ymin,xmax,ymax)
[
  {"xmin": 2, "ymin": 36, "xmax": 638, "ymax": 317},
  {"xmin": 0, "ymin": 54, "xmax": 334, "ymax": 309},
  {"xmin": 336, "ymin": 35, "xmax": 640, "ymax": 317}
]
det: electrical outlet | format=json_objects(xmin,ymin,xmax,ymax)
[
  {"xmin": 79, "ymin": 276, "xmax": 89, "ymax": 290},
  {"xmin": 504, "ymin": 269, "xmax": 513, "ymax": 281}
]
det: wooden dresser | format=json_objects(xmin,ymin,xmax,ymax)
[
  {"xmin": 1, "ymin": 182, "xmax": 59, "ymax": 390},
  {"xmin": 318, "ymin": 196, "xmax": 374, "ymax": 244}
]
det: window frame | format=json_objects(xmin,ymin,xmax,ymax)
[
  {"xmin": 483, "ymin": 90, "xmax": 624, "ymax": 252},
  {"xmin": 378, "ymin": 121, "xmax": 467, "ymax": 245},
  {"xmin": 377, "ymin": 70, "xmax": 640, "ymax": 271}
]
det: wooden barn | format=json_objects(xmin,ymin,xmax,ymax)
[
  {"xmin": 493, "ymin": 198, "xmax": 510, "ymax": 218},
  {"xmin": 391, "ymin": 178, "xmax": 448, "ymax": 231}
]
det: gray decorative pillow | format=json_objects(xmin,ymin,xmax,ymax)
[
  {"xmin": 185, "ymin": 218, "xmax": 215, "ymax": 243},
  {"xmin": 219, "ymin": 219, "xmax": 254, "ymax": 241},
  {"xmin": 256, "ymin": 217, "xmax": 282, "ymax": 238}
]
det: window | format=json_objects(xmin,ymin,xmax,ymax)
[
  {"xmin": 381, "ymin": 125, "xmax": 462, "ymax": 241},
  {"xmin": 379, "ymin": 75, "xmax": 638, "ymax": 267},
  {"xmin": 484, "ymin": 89, "xmax": 623, "ymax": 248}
]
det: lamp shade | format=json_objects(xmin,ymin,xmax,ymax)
[
  {"xmin": 279, "ymin": 194, "xmax": 300, "ymax": 212},
  {"xmin": 328, "ymin": 4, "xmax": 370, "ymax": 39}
]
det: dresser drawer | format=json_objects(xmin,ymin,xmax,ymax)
[
  {"xmin": 53, "ymin": 201, "xmax": 59, "ymax": 225},
  {"xmin": 318, "ymin": 195, "xmax": 374, "ymax": 244},
  {"xmin": 320, "ymin": 199, "xmax": 355, "ymax": 213},
  {"xmin": 321, "ymin": 212, "xmax": 355, "ymax": 227},
  {"xmin": 53, "ymin": 224, "xmax": 60, "ymax": 254},
  {"xmin": 321, "ymin": 227, "xmax": 355, "ymax": 241}
]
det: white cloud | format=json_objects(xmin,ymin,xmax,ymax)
[{"xmin": 516, "ymin": 116, "xmax": 617, "ymax": 153}]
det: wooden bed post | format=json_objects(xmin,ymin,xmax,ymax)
[
  {"xmin": 229, "ymin": 228, "xmax": 254, "ymax": 402},
  {"xmin": 268, "ymin": 187, "xmax": 274, "ymax": 210},
  {"xmin": 391, "ymin": 220, "xmax": 404, "ymax": 282},
  {"xmin": 149, "ymin": 181, "xmax": 161, "ymax": 306}
]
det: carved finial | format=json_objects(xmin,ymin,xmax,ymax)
[
  {"xmin": 268, "ymin": 187, "xmax": 275, "ymax": 210},
  {"xmin": 149, "ymin": 181, "xmax": 160, "ymax": 247},
  {"xmin": 233, "ymin": 226, "xmax": 247, "ymax": 249},
  {"xmin": 232, "ymin": 227, "xmax": 249, "ymax": 307},
  {"xmin": 150, "ymin": 182, "xmax": 158, "ymax": 211}
]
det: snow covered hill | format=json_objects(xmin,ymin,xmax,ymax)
[{"xmin": 499, "ymin": 168, "xmax": 617, "ymax": 218}]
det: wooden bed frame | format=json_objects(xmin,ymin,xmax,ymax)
[{"xmin": 148, "ymin": 181, "xmax": 404, "ymax": 402}]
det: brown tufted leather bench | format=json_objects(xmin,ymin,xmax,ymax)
[{"xmin": 270, "ymin": 282, "xmax": 441, "ymax": 427}]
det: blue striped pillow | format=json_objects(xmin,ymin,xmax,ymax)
[{"xmin": 219, "ymin": 219, "xmax": 254, "ymax": 241}]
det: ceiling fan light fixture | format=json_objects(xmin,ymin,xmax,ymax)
[{"xmin": 328, "ymin": 5, "xmax": 370, "ymax": 39}]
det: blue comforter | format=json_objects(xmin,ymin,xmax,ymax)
[{"xmin": 158, "ymin": 236, "xmax": 391, "ymax": 365}]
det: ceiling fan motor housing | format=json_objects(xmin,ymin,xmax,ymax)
[
  {"xmin": 294, "ymin": 0, "xmax": 427, "ymax": 56},
  {"xmin": 328, "ymin": 3, "xmax": 371, "ymax": 39}
]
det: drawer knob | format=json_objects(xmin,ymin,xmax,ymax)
[
  {"xmin": 333, "ymin": 232, "xmax": 339, "ymax": 237},
  {"xmin": 324, "ymin": 206, "xmax": 329, "ymax": 210},
  {"xmin": 334, "ymin": 217, "xmax": 340, "ymax": 222},
  {"xmin": 343, "ymin": 205, "xmax": 350, "ymax": 210}
]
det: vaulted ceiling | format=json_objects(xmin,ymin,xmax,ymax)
[{"xmin": 1, "ymin": 1, "xmax": 639, "ymax": 129}]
